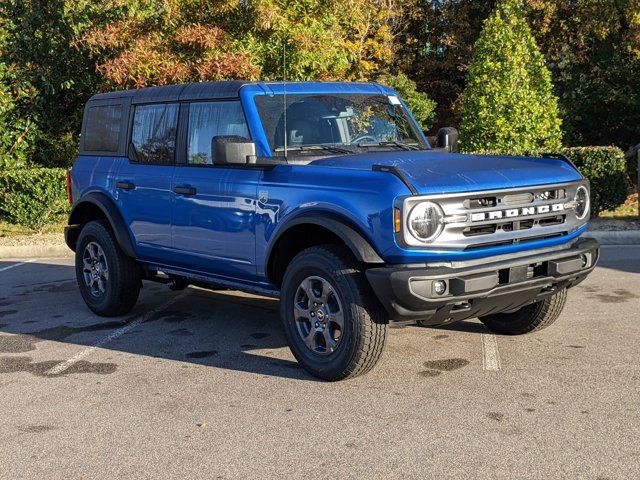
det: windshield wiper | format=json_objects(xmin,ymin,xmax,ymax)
[
  {"xmin": 274, "ymin": 145, "xmax": 352, "ymax": 155},
  {"xmin": 357, "ymin": 141, "xmax": 421, "ymax": 151}
]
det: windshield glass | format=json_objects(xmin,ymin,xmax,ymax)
[{"xmin": 254, "ymin": 94, "xmax": 427, "ymax": 155}]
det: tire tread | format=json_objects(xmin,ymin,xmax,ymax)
[
  {"xmin": 281, "ymin": 244, "xmax": 388, "ymax": 380},
  {"xmin": 480, "ymin": 289, "xmax": 567, "ymax": 335},
  {"xmin": 76, "ymin": 220, "xmax": 140, "ymax": 317}
]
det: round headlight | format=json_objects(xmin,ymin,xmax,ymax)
[
  {"xmin": 575, "ymin": 186, "xmax": 589, "ymax": 220},
  {"xmin": 408, "ymin": 202, "xmax": 444, "ymax": 241}
]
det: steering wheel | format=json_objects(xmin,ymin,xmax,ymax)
[{"xmin": 351, "ymin": 135, "xmax": 378, "ymax": 144}]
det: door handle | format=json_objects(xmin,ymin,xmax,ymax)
[
  {"xmin": 173, "ymin": 185, "xmax": 197, "ymax": 195},
  {"xmin": 116, "ymin": 181, "xmax": 135, "ymax": 190}
]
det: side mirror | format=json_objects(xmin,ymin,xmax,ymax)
[
  {"xmin": 436, "ymin": 127, "xmax": 459, "ymax": 153},
  {"xmin": 212, "ymin": 136, "xmax": 257, "ymax": 165}
]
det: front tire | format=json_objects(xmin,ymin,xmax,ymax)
[
  {"xmin": 75, "ymin": 220, "xmax": 140, "ymax": 317},
  {"xmin": 479, "ymin": 289, "xmax": 567, "ymax": 335},
  {"xmin": 280, "ymin": 245, "xmax": 388, "ymax": 381}
]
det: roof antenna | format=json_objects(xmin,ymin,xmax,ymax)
[{"xmin": 282, "ymin": 37, "xmax": 288, "ymax": 159}]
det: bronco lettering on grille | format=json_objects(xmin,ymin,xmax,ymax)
[{"xmin": 470, "ymin": 203, "xmax": 565, "ymax": 222}]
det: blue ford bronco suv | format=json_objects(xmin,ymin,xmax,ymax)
[{"xmin": 66, "ymin": 81, "xmax": 599, "ymax": 380}]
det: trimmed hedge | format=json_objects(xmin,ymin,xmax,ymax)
[
  {"xmin": 561, "ymin": 147, "xmax": 629, "ymax": 216},
  {"xmin": 0, "ymin": 168, "xmax": 70, "ymax": 231}
]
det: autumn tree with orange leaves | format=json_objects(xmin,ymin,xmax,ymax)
[{"xmin": 80, "ymin": 0, "xmax": 403, "ymax": 88}]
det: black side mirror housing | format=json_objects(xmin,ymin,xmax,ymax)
[
  {"xmin": 212, "ymin": 136, "xmax": 257, "ymax": 165},
  {"xmin": 436, "ymin": 127, "xmax": 459, "ymax": 153}
]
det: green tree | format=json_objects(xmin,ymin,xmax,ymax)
[
  {"xmin": 378, "ymin": 72, "xmax": 436, "ymax": 130},
  {"xmin": 0, "ymin": 14, "xmax": 37, "ymax": 168},
  {"xmin": 0, "ymin": 0, "xmax": 107, "ymax": 167},
  {"xmin": 396, "ymin": 0, "xmax": 497, "ymax": 130},
  {"xmin": 525, "ymin": 0, "xmax": 640, "ymax": 150},
  {"xmin": 459, "ymin": 0, "xmax": 562, "ymax": 154},
  {"xmin": 79, "ymin": 0, "xmax": 404, "ymax": 86},
  {"xmin": 79, "ymin": 0, "xmax": 436, "ymax": 128}
]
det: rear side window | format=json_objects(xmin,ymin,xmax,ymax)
[
  {"xmin": 187, "ymin": 101, "xmax": 249, "ymax": 165},
  {"xmin": 131, "ymin": 103, "xmax": 179, "ymax": 164},
  {"xmin": 84, "ymin": 104, "xmax": 123, "ymax": 152}
]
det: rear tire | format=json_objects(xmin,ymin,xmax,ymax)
[
  {"xmin": 479, "ymin": 289, "xmax": 567, "ymax": 335},
  {"xmin": 280, "ymin": 245, "xmax": 388, "ymax": 381},
  {"xmin": 75, "ymin": 220, "xmax": 140, "ymax": 317}
]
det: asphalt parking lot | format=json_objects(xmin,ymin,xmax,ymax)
[{"xmin": 0, "ymin": 246, "xmax": 639, "ymax": 479}]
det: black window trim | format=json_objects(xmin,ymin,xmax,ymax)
[
  {"xmin": 122, "ymin": 97, "xmax": 251, "ymax": 168},
  {"xmin": 80, "ymin": 98, "xmax": 131, "ymax": 157},
  {"xmin": 127, "ymin": 101, "xmax": 181, "ymax": 166},
  {"xmin": 180, "ymin": 98, "xmax": 253, "ymax": 169}
]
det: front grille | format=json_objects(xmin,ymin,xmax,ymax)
[{"xmin": 401, "ymin": 182, "xmax": 588, "ymax": 250}]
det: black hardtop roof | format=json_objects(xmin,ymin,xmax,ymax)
[{"xmin": 88, "ymin": 81, "xmax": 249, "ymax": 104}]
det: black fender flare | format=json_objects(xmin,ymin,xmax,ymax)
[
  {"xmin": 266, "ymin": 214, "xmax": 384, "ymax": 276},
  {"xmin": 67, "ymin": 192, "xmax": 136, "ymax": 258}
]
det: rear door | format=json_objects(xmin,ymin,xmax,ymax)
[
  {"xmin": 114, "ymin": 102, "xmax": 178, "ymax": 262},
  {"xmin": 170, "ymin": 100, "xmax": 261, "ymax": 281}
]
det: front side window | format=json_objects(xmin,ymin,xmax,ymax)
[
  {"xmin": 131, "ymin": 103, "xmax": 179, "ymax": 164},
  {"xmin": 84, "ymin": 104, "xmax": 123, "ymax": 152},
  {"xmin": 255, "ymin": 94, "xmax": 426, "ymax": 155},
  {"xmin": 187, "ymin": 101, "xmax": 250, "ymax": 165}
]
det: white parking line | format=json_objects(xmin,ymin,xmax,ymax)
[
  {"xmin": 45, "ymin": 293, "xmax": 187, "ymax": 376},
  {"xmin": 482, "ymin": 333, "xmax": 502, "ymax": 371},
  {"xmin": 0, "ymin": 259, "xmax": 36, "ymax": 273}
]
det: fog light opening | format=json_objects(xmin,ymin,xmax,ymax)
[
  {"xmin": 433, "ymin": 280, "xmax": 447, "ymax": 296},
  {"xmin": 580, "ymin": 253, "xmax": 590, "ymax": 268}
]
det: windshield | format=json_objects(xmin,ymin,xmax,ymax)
[{"xmin": 254, "ymin": 93, "xmax": 427, "ymax": 155}]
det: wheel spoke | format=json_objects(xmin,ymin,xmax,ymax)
[
  {"xmin": 300, "ymin": 278, "xmax": 314, "ymax": 300},
  {"xmin": 319, "ymin": 279, "xmax": 331, "ymax": 304},
  {"xmin": 90, "ymin": 244, "xmax": 98, "ymax": 262},
  {"xmin": 329, "ymin": 310, "xmax": 344, "ymax": 329},
  {"xmin": 294, "ymin": 303, "xmax": 310, "ymax": 319},
  {"xmin": 303, "ymin": 328, "xmax": 316, "ymax": 349},
  {"xmin": 322, "ymin": 328, "xmax": 337, "ymax": 352}
]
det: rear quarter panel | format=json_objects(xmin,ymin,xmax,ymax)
[{"xmin": 70, "ymin": 155, "xmax": 124, "ymax": 203}]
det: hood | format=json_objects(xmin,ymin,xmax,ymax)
[{"xmin": 311, "ymin": 151, "xmax": 583, "ymax": 195}]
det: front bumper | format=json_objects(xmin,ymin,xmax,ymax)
[{"xmin": 365, "ymin": 237, "xmax": 599, "ymax": 325}]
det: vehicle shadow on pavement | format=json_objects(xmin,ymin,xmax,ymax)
[
  {"xmin": 428, "ymin": 320, "xmax": 488, "ymax": 334},
  {"xmin": 595, "ymin": 246, "xmax": 640, "ymax": 275},
  {"xmin": 0, "ymin": 262, "xmax": 321, "ymax": 382}
]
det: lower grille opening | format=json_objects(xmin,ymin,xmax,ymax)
[
  {"xmin": 464, "ymin": 224, "xmax": 497, "ymax": 237},
  {"xmin": 538, "ymin": 215, "xmax": 566, "ymax": 227},
  {"xmin": 520, "ymin": 220, "xmax": 534, "ymax": 229}
]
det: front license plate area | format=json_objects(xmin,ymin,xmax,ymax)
[{"xmin": 508, "ymin": 265, "xmax": 529, "ymax": 283}]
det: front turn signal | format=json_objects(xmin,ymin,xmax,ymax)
[{"xmin": 394, "ymin": 208, "xmax": 401, "ymax": 233}]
